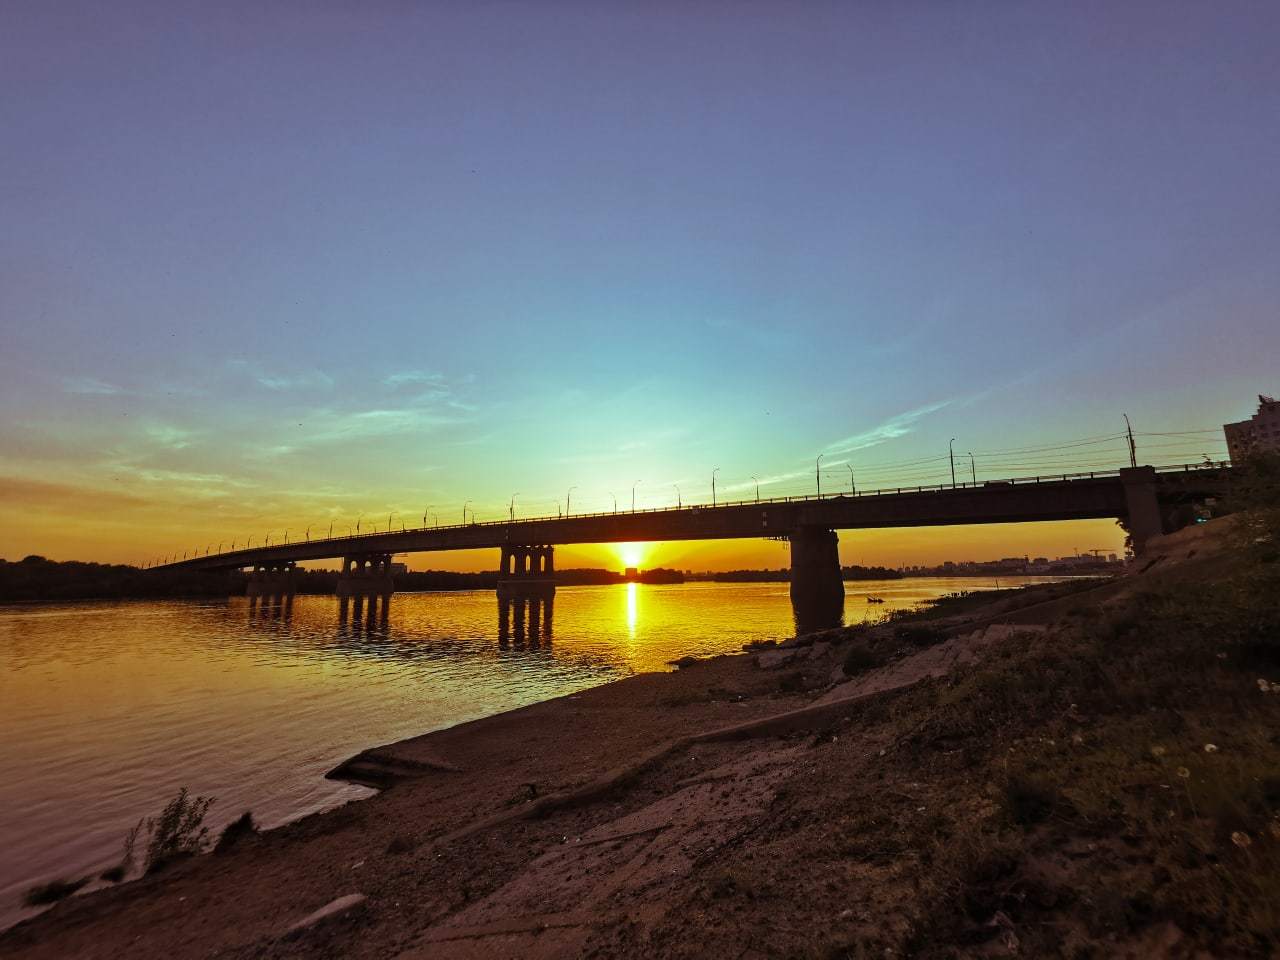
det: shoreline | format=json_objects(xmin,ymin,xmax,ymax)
[{"xmin": 5, "ymin": 524, "xmax": 1271, "ymax": 958}]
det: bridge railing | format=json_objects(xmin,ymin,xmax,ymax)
[{"xmin": 161, "ymin": 460, "xmax": 1231, "ymax": 566}]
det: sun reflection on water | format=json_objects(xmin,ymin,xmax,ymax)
[{"xmin": 626, "ymin": 581, "xmax": 638, "ymax": 638}]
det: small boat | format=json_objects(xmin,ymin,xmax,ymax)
[{"xmin": 866, "ymin": 595, "xmax": 885, "ymax": 604}]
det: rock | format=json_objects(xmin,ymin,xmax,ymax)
[
  {"xmin": 668, "ymin": 656, "xmax": 701, "ymax": 669},
  {"xmin": 755, "ymin": 649, "xmax": 798, "ymax": 669},
  {"xmin": 284, "ymin": 893, "xmax": 368, "ymax": 939}
]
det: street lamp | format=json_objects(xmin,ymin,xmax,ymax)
[
  {"xmin": 328, "ymin": 521, "xmax": 333, "ymax": 539},
  {"xmin": 968, "ymin": 452, "xmax": 976, "ymax": 485},
  {"xmin": 673, "ymin": 483, "xmax": 681, "ymax": 508},
  {"xmin": 847, "ymin": 463, "xmax": 855, "ymax": 495},
  {"xmin": 816, "ymin": 454, "xmax": 824, "ymax": 498},
  {"xmin": 356, "ymin": 514, "xmax": 363, "ymax": 535},
  {"xmin": 611, "ymin": 492, "xmax": 617, "ymax": 513},
  {"xmin": 632, "ymin": 480, "xmax": 641, "ymax": 512},
  {"xmin": 949, "ymin": 438, "xmax": 956, "ymax": 488},
  {"xmin": 510, "ymin": 493, "xmax": 520, "ymax": 521},
  {"xmin": 304, "ymin": 527, "xmax": 310, "ymax": 542},
  {"xmin": 566, "ymin": 486, "xmax": 576, "ymax": 516},
  {"xmin": 712, "ymin": 468, "xmax": 720, "ymax": 507},
  {"xmin": 751, "ymin": 475, "xmax": 760, "ymax": 502},
  {"xmin": 283, "ymin": 531, "xmax": 288, "ymax": 544},
  {"xmin": 463, "ymin": 501, "xmax": 471, "ymax": 524},
  {"xmin": 423, "ymin": 505, "xmax": 431, "ymax": 527}
]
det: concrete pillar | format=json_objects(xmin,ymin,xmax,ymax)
[
  {"xmin": 1120, "ymin": 466, "xmax": 1164, "ymax": 555},
  {"xmin": 544, "ymin": 546, "xmax": 554, "ymax": 576},
  {"xmin": 789, "ymin": 527, "xmax": 844, "ymax": 632}
]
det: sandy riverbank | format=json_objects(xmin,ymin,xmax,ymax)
[{"xmin": 3, "ymin": 517, "xmax": 1277, "ymax": 959}]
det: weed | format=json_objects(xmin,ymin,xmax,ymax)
[
  {"xmin": 214, "ymin": 811, "xmax": 257, "ymax": 853},
  {"xmin": 23, "ymin": 876, "xmax": 90, "ymax": 906},
  {"xmin": 842, "ymin": 644, "xmax": 883, "ymax": 676}
]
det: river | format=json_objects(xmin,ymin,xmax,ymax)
[{"xmin": 0, "ymin": 576, "xmax": 1068, "ymax": 929}]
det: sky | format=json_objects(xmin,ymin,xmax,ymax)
[{"xmin": 2, "ymin": 1, "xmax": 1277, "ymax": 572}]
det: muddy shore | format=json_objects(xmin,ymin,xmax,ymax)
[{"xmin": 3, "ymin": 519, "xmax": 1277, "ymax": 959}]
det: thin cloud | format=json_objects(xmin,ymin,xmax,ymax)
[
  {"xmin": 383, "ymin": 370, "xmax": 446, "ymax": 388},
  {"xmin": 823, "ymin": 400, "xmax": 953, "ymax": 457},
  {"xmin": 63, "ymin": 377, "xmax": 122, "ymax": 396}
]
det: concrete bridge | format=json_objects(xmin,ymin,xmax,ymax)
[{"xmin": 156, "ymin": 464, "xmax": 1231, "ymax": 628}]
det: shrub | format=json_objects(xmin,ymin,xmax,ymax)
[{"xmin": 142, "ymin": 787, "xmax": 215, "ymax": 872}]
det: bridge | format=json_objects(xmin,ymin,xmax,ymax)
[{"xmin": 154, "ymin": 463, "xmax": 1231, "ymax": 628}]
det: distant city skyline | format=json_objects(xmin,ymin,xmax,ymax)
[{"xmin": 2, "ymin": 2, "xmax": 1277, "ymax": 570}]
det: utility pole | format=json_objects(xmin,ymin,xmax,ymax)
[
  {"xmin": 949, "ymin": 438, "xmax": 956, "ymax": 488},
  {"xmin": 1124, "ymin": 414, "xmax": 1137, "ymax": 468}
]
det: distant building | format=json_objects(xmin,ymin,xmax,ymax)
[{"xmin": 1224, "ymin": 395, "xmax": 1280, "ymax": 462}]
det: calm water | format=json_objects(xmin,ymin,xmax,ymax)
[{"xmin": 0, "ymin": 577, "xmax": 1064, "ymax": 929}]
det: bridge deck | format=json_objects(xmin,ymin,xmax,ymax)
[{"xmin": 154, "ymin": 463, "xmax": 1230, "ymax": 572}]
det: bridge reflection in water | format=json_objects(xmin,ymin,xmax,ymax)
[{"xmin": 498, "ymin": 595, "xmax": 554, "ymax": 649}]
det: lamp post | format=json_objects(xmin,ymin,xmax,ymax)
[
  {"xmin": 632, "ymin": 480, "xmax": 641, "ymax": 512},
  {"xmin": 611, "ymin": 492, "xmax": 617, "ymax": 513},
  {"xmin": 949, "ymin": 438, "xmax": 956, "ymax": 488},
  {"xmin": 847, "ymin": 463, "xmax": 855, "ymax": 494},
  {"xmin": 463, "ymin": 501, "xmax": 471, "ymax": 525},
  {"xmin": 566, "ymin": 486, "xmax": 576, "ymax": 516},
  {"xmin": 423, "ymin": 505, "xmax": 431, "ymax": 527},
  {"xmin": 304, "ymin": 526, "xmax": 310, "ymax": 542},
  {"xmin": 712, "ymin": 468, "xmax": 720, "ymax": 507},
  {"xmin": 968, "ymin": 452, "xmax": 976, "ymax": 485},
  {"xmin": 356, "ymin": 514, "xmax": 363, "ymax": 535},
  {"xmin": 816, "ymin": 454, "xmax": 824, "ymax": 498},
  {"xmin": 247, "ymin": 536, "xmax": 254, "ymax": 548},
  {"xmin": 509, "ymin": 494, "xmax": 519, "ymax": 522},
  {"xmin": 751, "ymin": 475, "xmax": 760, "ymax": 502},
  {"xmin": 283, "ymin": 531, "xmax": 288, "ymax": 545},
  {"xmin": 387, "ymin": 512, "xmax": 393, "ymax": 532},
  {"xmin": 328, "ymin": 521, "xmax": 333, "ymax": 539},
  {"xmin": 674, "ymin": 483, "xmax": 681, "ymax": 508}
]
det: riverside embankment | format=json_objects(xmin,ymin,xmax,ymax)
[{"xmin": 3, "ymin": 518, "xmax": 1278, "ymax": 958}]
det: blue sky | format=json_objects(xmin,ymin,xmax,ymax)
[{"xmin": 1, "ymin": 1, "xmax": 1277, "ymax": 567}]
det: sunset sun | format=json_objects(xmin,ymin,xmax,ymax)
[{"xmin": 613, "ymin": 542, "xmax": 650, "ymax": 569}]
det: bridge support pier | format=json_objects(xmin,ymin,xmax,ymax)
[
  {"xmin": 337, "ymin": 553, "xmax": 395, "ymax": 598},
  {"xmin": 246, "ymin": 560, "xmax": 297, "ymax": 598},
  {"xmin": 789, "ymin": 528, "xmax": 844, "ymax": 632},
  {"xmin": 1120, "ymin": 466, "xmax": 1164, "ymax": 556},
  {"xmin": 497, "ymin": 544, "xmax": 557, "ymax": 602}
]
